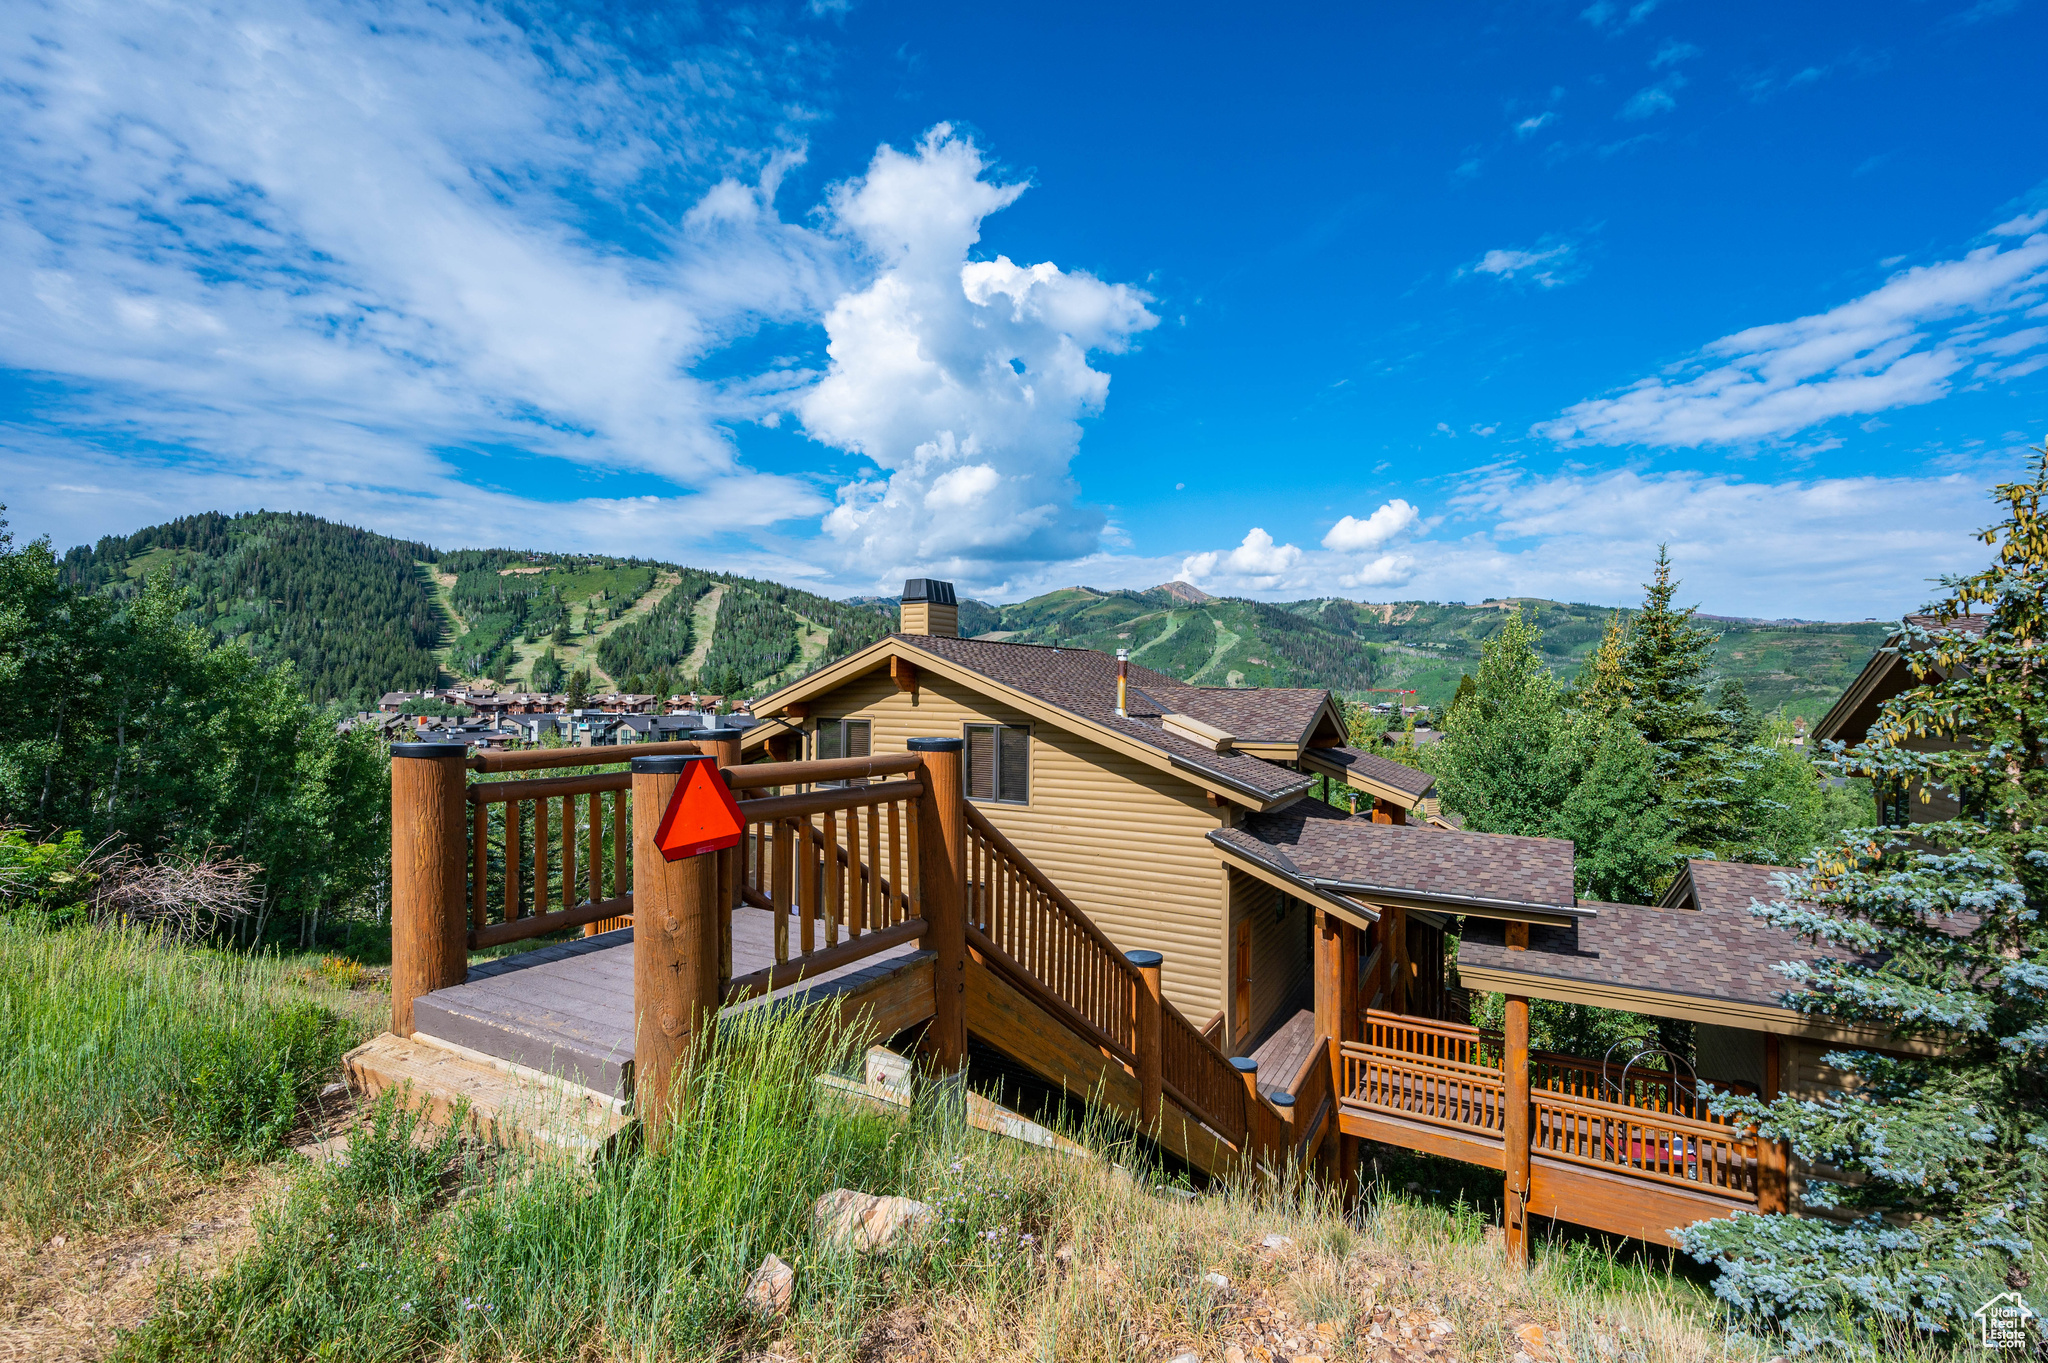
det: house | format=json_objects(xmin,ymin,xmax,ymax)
[
  {"xmin": 1813, "ymin": 612, "xmax": 1987, "ymax": 824},
  {"xmin": 743, "ymin": 578, "xmax": 1466, "ymax": 1048}
]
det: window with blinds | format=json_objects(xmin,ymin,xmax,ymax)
[
  {"xmin": 963, "ymin": 723, "xmax": 1030, "ymax": 804},
  {"xmin": 813, "ymin": 719, "xmax": 871, "ymax": 784}
]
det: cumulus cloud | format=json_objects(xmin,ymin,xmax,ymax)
[
  {"xmin": 1178, "ymin": 528, "xmax": 1304, "ymax": 588},
  {"xmin": 1323, "ymin": 500, "xmax": 1421, "ymax": 551},
  {"xmin": 1515, "ymin": 112, "xmax": 1557, "ymax": 138},
  {"xmin": 1540, "ymin": 233, "xmax": 2048, "ymax": 447},
  {"xmin": 799, "ymin": 127, "xmax": 1157, "ymax": 588},
  {"xmin": 1462, "ymin": 242, "xmax": 1580, "ymax": 288}
]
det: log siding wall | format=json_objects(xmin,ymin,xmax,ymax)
[
  {"xmin": 1226, "ymin": 869, "xmax": 1314, "ymax": 1049},
  {"xmin": 785, "ymin": 668, "xmax": 1232, "ymax": 1021}
]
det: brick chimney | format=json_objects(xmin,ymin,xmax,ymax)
[{"xmin": 900, "ymin": 578, "xmax": 958, "ymax": 637}]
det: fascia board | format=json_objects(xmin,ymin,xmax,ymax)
[
  {"xmin": 1210, "ymin": 839, "xmax": 1380, "ymax": 928},
  {"xmin": 755, "ymin": 639, "xmax": 1302, "ymax": 811},
  {"xmin": 1297, "ymin": 751, "xmax": 1425, "ymax": 809},
  {"xmin": 1311, "ymin": 880, "xmax": 1588, "ymax": 925},
  {"xmin": 1452, "ymin": 964, "xmax": 1935, "ymax": 1051}
]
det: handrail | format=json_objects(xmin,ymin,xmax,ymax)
[
  {"xmin": 467, "ymin": 770, "xmax": 632, "ymax": 804},
  {"xmin": 1339, "ymin": 1039, "xmax": 1501, "ymax": 1082},
  {"xmin": 470, "ymin": 741, "xmax": 704, "ymax": 774},
  {"xmin": 471, "ymin": 895, "xmax": 629, "ymax": 949},
  {"xmin": 737, "ymin": 779, "xmax": 924, "ymax": 822},
  {"xmin": 1532, "ymin": 1088, "xmax": 1759, "ymax": 1199},
  {"xmin": 729, "ymin": 754, "xmax": 924, "ymax": 789},
  {"xmin": 965, "ymin": 923, "xmax": 1139, "ymax": 1068},
  {"xmin": 962, "ymin": 805, "xmax": 1139, "ymax": 975}
]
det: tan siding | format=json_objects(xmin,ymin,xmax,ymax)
[
  {"xmin": 1695, "ymin": 1023, "xmax": 1766, "ymax": 1090},
  {"xmin": 1783, "ymin": 1037, "xmax": 1864, "ymax": 1100},
  {"xmin": 797, "ymin": 668, "xmax": 1230, "ymax": 1021},
  {"xmin": 1228, "ymin": 869, "xmax": 1312, "ymax": 1046}
]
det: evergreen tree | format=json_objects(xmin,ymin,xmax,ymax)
[
  {"xmin": 1434, "ymin": 613, "xmax": 1566, "ymax": 836},
  {"xmin": 1681, "ymin": 448, "xmax": 2048, "ymax": 1351},
  {"xmin": 529, "ymin": 647, "xmax": 565, "ymax": 693},
  {"xmin": 565, "ymin": 667, "xmax": 591, "ymax": 710}
]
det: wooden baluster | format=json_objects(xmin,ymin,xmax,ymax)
[
  {"xmin": 799, "ymin": 815, "xmax": 817, "ymax": 955},
  {"xmin": 903, "ymin": 792, "xmax": 920, "ymax": 925},
  {"xmin": 534, "ymin": 796, "xmax": 550, "ymax": 918},
  {"xmin": 562, "ymin": 793, "xmax": 577, "ymax": 908},
  {"xmin": 862, "ymin": 802, "xmax": 879, "ymax": 936},
  {"xmin": 588, "ymin": 792, "xmax": 602, "ymax": 904},
  {"xmin": 611, "ymin": 790, "xmax": 627, "ymax": 914},
  {"xmin": 505, "ymin": 801, "xmax": 523, "ymax": 921},
  {"xmin": 771, "ymin": 817, "xmax": 790, "ymax": 963},
  {"xmin": 471, "ymin": 800, "xmax": 487, "ymax": 930},
  {"xmin": 822, "ymin": 809, "xmax": 841, "ymax": 947}
]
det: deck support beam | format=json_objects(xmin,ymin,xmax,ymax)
[
  {"xmin": 1758, "ymin": 1033, "xmax": 1791, "ymax": 1214},
  {"xmin": 1315, "ymin": 910, "xmax": 1358, "ymax": 1193},
  {"xmin": 1503, "ymin": 994, "xmax": 1532, "ymax": 1268},
  {"xmin": 631, "ymin": 755, "xmax": 721, "ymax": 1150},
  {"xmin": 391, "ymin": 742, "xmax": 470, "ymax": 1038},
  {"xmin": 911, "ymin": 737, "xmax": 969, "ymax": 1074}
]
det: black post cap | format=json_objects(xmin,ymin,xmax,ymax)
[
  {"xmin": 632, "ymin": 753, "xmax": 715, "ymax": 774},
  {"xmin": 906, "ymin": 736, "xmax": 965, "ymax": 753},
  {"xmin": 391, "ymin": 742, "xmax": 469, "ymax": 758},
  {"xmin": 1125, "ymin": 949, "xmax": 1164, "ymax": 968},
  {"xmin": 1228, "ymin": 1056, "xmax": 1258, "ymax": 1074},
  {"xmin": 1269, "ymin": 1091, "xmax": 1296, "ymax": 1108}
]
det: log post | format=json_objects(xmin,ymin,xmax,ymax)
[
  {"xmin": 1334, "ymin": 917, "xmax": 1361, "ymax": 1194},
  {"xmin": 1757, "ymin": 1032, "xmax": 1791, "ymax": 1213},
  {"xmin": 1503, "ymin": 994, "xmax": 1532, "ymax": 1269},
  {"xmin": 631, "ymin": 754, "xmax": 721, "ymax": 1148},
  {"xmin": 1229, "ymin": 1056, "xmax": 1273, "ymax": 1164},
  {"xmin": 910, "ymin": 737, "xmax": 968, "ymax": 1073},
  {"xmin": 390, "ymin": 742, "xmax": 469, "ymax": 1037},
  {"xmin": 1388, "ymin": 904, "xmax": 1410, "ymax": 1014},
  {"xmin": 1128, "ymin": 950, "xmax": 1164, "ymax": 1126}
]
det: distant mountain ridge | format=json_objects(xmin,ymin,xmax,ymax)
[{"xmin": 59, "ymin": 513, "xmax": 1891, "ymax": 719}]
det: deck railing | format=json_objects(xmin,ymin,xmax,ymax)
[
  {"xmin": 1338, "ymin": 1038, "xmax": 1506, "ymax": 1136},
  {"xmin": 1532, "ymin": 1089, "xmax": 1758, "ymax": 1198},
  {"xmin": 960, "ymin": 803, "xmax": 1273, "ymax": 1154},
  {"xmin": 390, "ymin": 736, "xmax": 1295, "ymax": 1167}
]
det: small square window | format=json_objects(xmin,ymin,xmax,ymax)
[
  {"xmin": 814, "ymin": 719, "xmax": 871, "ymax": 784},
  {"xmin": 964, "ymin": 723, "xmax": 1029, "ymax": 804}
]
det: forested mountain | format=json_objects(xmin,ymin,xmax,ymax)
[
  {"xmin": 58, "ymin": 512, "xmax": 442, "ymax": 704},
  {"xmin": 966, "ymin": 587, "xmax": 1892, "ymax": 720},
  {"xmin": 57, "ymin": 513, "xmax": 1890, "ymax": 717},
  {"xmin": 56, "ymin": 514, "xmax": 899, "ymax": 705}
]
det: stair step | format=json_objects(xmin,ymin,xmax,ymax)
[{"xmin": 343, "ymin": 1031, "xmax": 632, "ymax": 1159}]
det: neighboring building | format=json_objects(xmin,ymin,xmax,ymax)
[
  {"xmin": 1813, "ymin": 613, "xmax": 1988, "ymax": 824},
  {"xmin": 742, "ymin": 578, "xmax": 1462, "ymax": 1046}
]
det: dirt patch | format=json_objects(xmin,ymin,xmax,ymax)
[{"xmin": 0, "ymin": 1168, "xmax": 278, "ymax": 1362}]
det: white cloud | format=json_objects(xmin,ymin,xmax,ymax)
[
  {"xmin": 1619, "ymin": 78, "xmax": 1684, "ymax": 120},
  {"xmin": 1994, "ymin": 210, "xmax": 2048, "ymax": 236},
  {"xmin": 798, "ymin": 126, "xmax": 1157, "ymax": 588},
  {"xmin": 1515, "ymin": 112, "xmax": 1557, "ymax": 138},
  {"xmin": 1323, "ymin": 500, "xmax": 1421, "ymax": 552},
  {"xmin": 1582, "ymin": 0, "xmax": 1663, "ymax": 29},
  {"xmin": 1540, "ymin": 234, "xmax": 2048, "ymax": 447},
  {"xmin": 1651, "ymin": 40, "xmax": 1702, "ymax": 68},
  {"xmin": 1177, "ymin": 528, "xmax": 1305, "ymax": 591},
  {"xmin": 0, "ymin": 0, "xmax": 850, "ymax": 560},
  {"xmin": 1462, "ymin": 242, "xmax": 1579, "ymax": 288}
]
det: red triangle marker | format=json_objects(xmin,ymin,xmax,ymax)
[{"xmin": 654, "ymin": 758, "xmax": 745, "ymax": 861}]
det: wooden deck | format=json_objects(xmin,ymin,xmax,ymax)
[
  {"xmin": 1247, "ymin": 1008, "xmax": 1318, "ymax": 1099},
  {"xmin": 413, "ymin": 905, "xmax": 926, "ymax": 1096}
]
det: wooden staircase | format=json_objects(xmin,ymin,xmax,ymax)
[{"xmin": 374, "ymin": 737, "xmax": 1298, "ymax": 1179}]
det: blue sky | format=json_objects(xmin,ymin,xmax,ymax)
[{"xmin": 2, "ymin": 0, "xmax": 2044, "ymax": 618}]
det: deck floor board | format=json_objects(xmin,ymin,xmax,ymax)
[{"xmin": 414, "ymin": 905, "xmax": 921, "ymax": 1097}]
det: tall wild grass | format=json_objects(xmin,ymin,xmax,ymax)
[
  {"xmin": 120, "ymin": 1001, "xmax": 1056, "ymax": 1362},
  {"xmin": 0, "ymin": 917, "xmax": 360, "ymax": 1235}
]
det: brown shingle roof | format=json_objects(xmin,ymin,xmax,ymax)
[
  {"xmin": 1209, "ymin": 800, "xmax": 1581, "ymax": 916},
  {"xmin": 1167, "ymin": 687, "xmax": 1330, "ymax": 746},
  {"xmin": 1459, "ymin": 858, "xmax": 1858, "ymax": 1010},
  {"xmin": 892, "ymin": 634, "xmax": 1312, "ymax": 799},
  {"xmin": 1305, "ymin": 746, "xmax": 1437, "ymax": 800}
]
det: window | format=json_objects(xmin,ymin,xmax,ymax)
[
  {"xmin": 813, "ymin": 720, "xmax": 871, "ymax": 784},
  {"xmin": 964, "ymin": 723, "xmax": 1030, "ymax": 804}
]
